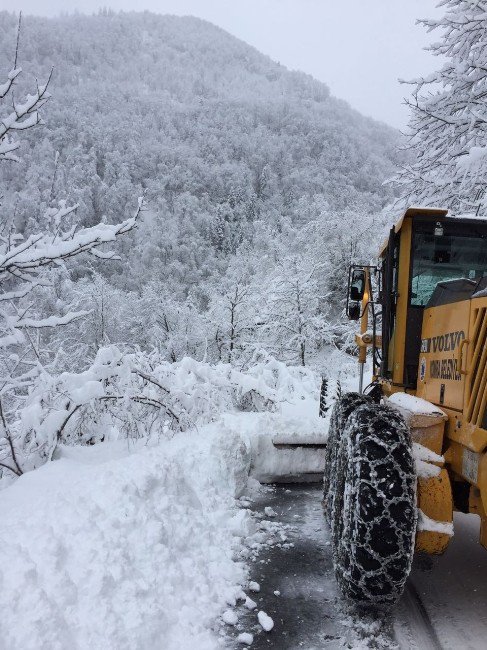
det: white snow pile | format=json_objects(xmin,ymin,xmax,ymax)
[
  {"xmin": 0, "ymin": 426, "xmax": 252, "ymax": 650},
  {"xmin": 257, "ymin": 610, "xmax": 274, "ymax": 632},
  {"xmin": 215, "ymin": 356, "xmax": 357, "ymax": 483},
  {"xmin": 0, "ymin": 348, "xmax": 332, "ymax": 647},
  {"xmin": 413, "ymin": 442, "xmax": 443, "ymax": 478},
  {"xmin": 237, "ymin": 632, "xmax": 254, "ymax": 645},
  {"xmin": 387, "ymin": 392, "xmax": 447, "ymax": 418},
  {"xmin": 220, "ymin": 360, "xmax": 325, "ymax": 483},
  {"xmin": 417, "ymin": 509, "xmax": 454, "ymax": 537},
  {"xmin": 0, "ymin": 351, "xmax": 326, "ymax": 648},
  {"xmin": 1, "ymin": 348, "xmax": 321, "ymax": 487}
]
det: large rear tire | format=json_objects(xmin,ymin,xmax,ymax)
[
  {"xmin": 323, "ymin": 392, "xmax": 371, "ymax": 522},
  {"xmin": 327, "ymin": 398, "xmax": 417, "ymax": 609}
]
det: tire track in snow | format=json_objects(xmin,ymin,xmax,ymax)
[
  {"xmin": 394, "ymin": 580, "xmax": 443, "ymax": 650},
  {"xmin": 230, "ymin": 490, "xmax": 487, "ymax": 649}
]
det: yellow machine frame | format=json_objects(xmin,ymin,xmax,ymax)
[{"xmin": 354, "ymin": 207, "xmax": 487, "ymax": 553}]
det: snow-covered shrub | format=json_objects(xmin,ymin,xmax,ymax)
[
  {"xmin": 3, "ymin": 346, "xmax": 319, "ymax": 482},
  {"xmin": 242, "ymin": 351, "xmax": 319, "ymax": 402},
  {"xmin": 16, "ymin": 347, "xmax": 187, "ymax": 471}
]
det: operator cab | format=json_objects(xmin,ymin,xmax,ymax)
[
  {"xmin": 346, "ymin": 207, "xmax": 487, "ymax": 392},
  {"xmin": 381, "ymin": 207, "xmax": 487, "ymax": 389}
]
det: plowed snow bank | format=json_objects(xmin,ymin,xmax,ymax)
[{"xmin": 0, "ymin": 427, "xmax": 251, "ymax": 650}]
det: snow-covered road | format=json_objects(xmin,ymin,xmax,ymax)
[
  {"xmin": 230, "ymin": 484, "xmax": 394, "ymax": 649},
  {"xmin": 232, "ymin": 483, "xmax": 346, "ymax": 649},
  {"xmin": 234, "ymin": 484, "xmax": 487, "ymax": 650},
  {"xmin": 395, "ymin": 512, "xmax": 487, "ymax": 650}
]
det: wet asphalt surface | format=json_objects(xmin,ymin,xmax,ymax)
[
  {"xmin": 225, "ymin": 483, "xmax": 485, "ymax": 650},
  {"xmin": 239, "ymin": 484, "xmax": 341, "ymax": 649},
  {"xmin": 228, "ymin": 483, "xmax": 395, "ymax": 650}
]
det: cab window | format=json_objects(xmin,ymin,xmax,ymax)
[{"xmin": 411, "ymin": 229, "xmax": 487, "ymax": 306}]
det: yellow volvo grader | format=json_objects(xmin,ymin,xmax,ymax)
[{"xmin": 324, "ymin": 206, "xmax": 487, "ymax": 608}]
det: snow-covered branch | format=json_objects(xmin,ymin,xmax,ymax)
[
  {"xmin": 0, "ymin": 47, "xmax": 145, "ymax": 483},
  {"xmin": 393, "ymin": 1, "xmax": 487, "ymax": 212},
  {"xmin": 0, "ymin": 66, "xmax": 52, "ymax": 162},
  {"xmin": 0, "ymin": 346, "xmax": 296, "ymax": 479}
]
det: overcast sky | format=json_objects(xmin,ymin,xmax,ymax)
[{"xmin": 3, "ymin": 1, "xmax": 443, "ymax": 129}]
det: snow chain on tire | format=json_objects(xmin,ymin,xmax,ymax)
[
  {"xmin": 323, "ymin": 392, "xmax": 371, "ymax": 522},
  {"xmin": 325, "ymin": 394, "xmax": 417, "ymax": 609}
]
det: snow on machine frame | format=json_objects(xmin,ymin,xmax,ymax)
[{"xmin": 324, "ymin": 206, "xmax": 487, "ymax": 609}]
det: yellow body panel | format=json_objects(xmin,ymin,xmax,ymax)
[
  {"xmin": 416, "ymin": 301, "xmax": 470, "ymax": 411},
  {"xmin": 416, "ymin": 469, "xmax": 453, "ymax": 554},
  {"xmin": 416, "ymin": 296, "xmax": 487, "ymax": 549},
  {"xmin": 361, "ymin": 208, "xmax": 487, "ymax": 553}
]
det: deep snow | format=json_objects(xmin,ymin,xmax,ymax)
[
  {"xmin": 0, "ymin": 427, "xmax": 251, "ymax": 650},
  {"xmin": 8, "ymin": 354, "xmax": 463, "ymax": 650},
  {"xmin": 0, "ymin": 357, "xmax": 332, "ymax": 650}
]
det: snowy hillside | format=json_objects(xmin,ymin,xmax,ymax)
[
  {"xmin": 2, "ymin": 2, "xmax": 487, "ymax": 648},
  {"xmin": 0, "ymin": 11, "xmax": 401, "ymax": 649},
  {"xmin": 0, "ymin": 11, "xmax": 400, "ymax": 367}
]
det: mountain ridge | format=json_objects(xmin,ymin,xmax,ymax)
[{"xmin": 0, "ymin": 10, "xmax": 400, "ymax": 300}]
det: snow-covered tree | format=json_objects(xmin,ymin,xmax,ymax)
[
  {"xmin": 0, "ymin": 47, "xmax": 143, "ymax": 479},
  {"xmin": 0, "ymin": 10, "xmax": 399, "ymax": 310},
  {"xmin": 264, "ymin": 255, "xmax": 331, "ymax": 366},
  {"xmin": 395, "ymin": 0, "xmax": 487, "ymax": 212},
  {"xmin": 135, "ymin": 283, "xmax": 207, "ymax": 362},
  {"xmin": 207, "ymin": 258, "xmax": 260, "ymax": 365},
  {"xmin": 0, "ymin": 10, "xmax": 403, "ymax": 391}
]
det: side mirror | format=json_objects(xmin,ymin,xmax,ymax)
[
  {"xmin": 346, "ymin": 268, "xmax": 366, "ymax": 321},
  {"xmin": 349, "ymin": 269, "xmax": 366, "ymax": 302},
  {"xmin": 347, "ymin": 302, "xmax": 361, "ymax": 321}
]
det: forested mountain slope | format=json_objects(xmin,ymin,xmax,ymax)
[{"xmin": 0, "ymin": 10, "xmax": 400, "ymax": 365}]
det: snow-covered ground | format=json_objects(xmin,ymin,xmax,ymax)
[
  {"xmin": 4, "ymin": 351, "xmax": 487, "ymax": 650},
  {"xmin": 0, "ymin": 356, "xmax": 338, "ymax": 650},
  {"xmin": 222, "ymin": 394, "xmax": 326, "ymax": 483},
  {"xmin": 395, "ymin": 511, "xmax": 487, "ymax": 650},
  {"xmin": 0, "ymin": 427, "xmax": 252, "ymax": 650}
]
